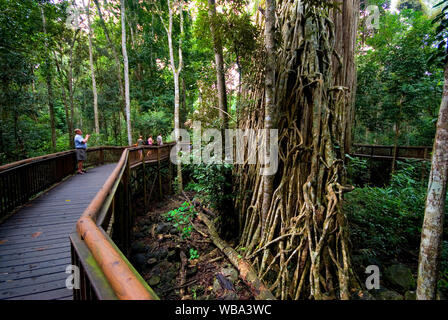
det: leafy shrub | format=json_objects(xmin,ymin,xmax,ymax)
[
  {"xmin": 189, "ymin": 248, "xmax": 199, "ymax": 260},
  {"xmin": 345, "ymin": 160, "xmax": 448, "ymax": 293},
  {"xmin": 345, "ymin": 162, "xmax": 427, "ymax": 259},
  {"xmin": 165, "ymin": 201, "xmax": 197, "ymax": 239}
]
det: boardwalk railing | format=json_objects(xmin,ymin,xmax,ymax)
[
  {"xmin": 351, "ymin": 144, "xmax": 432, "ymax": 161},
  {"xmin": 70, "ymin": 144, "xmax": 174, "ymax": 300},
  {"xmin": 0, "ymin": 146, "xmax": 125, "ymax": 221}
]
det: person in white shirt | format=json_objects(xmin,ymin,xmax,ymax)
[{"xmin": 157, "ymin": 134, "xmax": 163, "ymax": 146}]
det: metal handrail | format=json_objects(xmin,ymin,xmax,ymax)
[{"xmin": 72, "ymin": 143, "xmax": 175, "ymax": 300}]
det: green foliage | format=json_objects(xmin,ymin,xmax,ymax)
[
  {"xmin": 345, "ymin": 154, "xmax": 370, "ymax": 186},
  {"xmin": 355, "ymin": 8, "xmax": 442, "ymax": 146},
  {"xmin": 345, "ymin": 161, "xmax": 448, "ymax": 294},
  {"xmin": 165, "ymin": 201, "xmax": 197, "ymax": 239},
  {"xmin": 346, "ymin": 162, "xmax": 428, "ymax": 258},
  {"xmin": 189, "ymin": 248, "xmax": 199, "ymax": 260},
  {"xmin": 185, "ymin": 160, "xmax": 234, "ymax": 212}
]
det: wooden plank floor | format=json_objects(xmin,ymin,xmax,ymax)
[{"xmin": 0, "ymin": 163, "xmax": 117, "ymax": 300}]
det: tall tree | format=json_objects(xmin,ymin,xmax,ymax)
[
  {"xmin": 417, "ymin": 0, "xmax": 448, "ymax": 299},
  {"xmin": 207, "ymin": 0, "xmax": 228, "ymax": 129},
  {"xmin": 121, "ymin": 0, "xmax": 133, "ymax": 145},
  {"xmin": 86, "ymin": 0, "xmax": 99, "ymax": 135},
  {"xmin": 235, "ymin": 0, "xmax": 360, "ymax": 300},
  {"xmin": 94, "ymin": 0, "xmax": 126, "ymax": 117},
  {"xmin": 40, "ymin": 5, "xmax": 56, "ymax": 151},
  {"xmin": 159, "ymin": 0, "xmax": 184, "ymax": 192},
  {"xmin": 261, "ymin": 0, "xmax": 277, "ymax": 233}
]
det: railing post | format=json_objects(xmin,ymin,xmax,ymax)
[
  {"xmin": 157, "ymin": 147, "xmax": 162, "ymax": 200},
  {"xmin": 99, "ymin": 148, "xmax": 104, "ymax": 165},
  {"xmin": 142, "ymin": 148, "xmax": 147, "ymax": 214},
  {"xmin": 124, "ymin": 154, "xmax": 132, "ymax": 256}
]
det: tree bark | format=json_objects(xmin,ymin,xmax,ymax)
[
  {"xmin": 121, "ymin": 0, "xmax": 133, "ymax": 146},
  {"xmin": 332, "ymin": 0, "xmax": 360, "ymax": 155},
  {"xmin": 162, "ymin": 0, "xmax": 183, "ymax": 192},
  {"xmin": 54, "ymin": 52, "xmax": 71, "ymax": 148},
  {"xmin": 68, "ymin": 30, "xmax": 79, "ymax": 148},
  {"xmin": 86, "ymin": 0, "xmax": 100, "ymax": 135},
  {"xmin": 208, "ymin": 0, "xmax": 228, "ymax": 129},
  {"xmin": 235, "ymin": 1, "xmax": 360, "ymax": 300},
  {"xmin": 261, "ymin": 0, "xmax": 277, "ymax": 234},
  {"xmin": 40, "ymin": 6, "xmax": 56, "ymax": 151},
  {"xmin": 417, "ymin": 63, "xmax": 448, "ymax": 300}
]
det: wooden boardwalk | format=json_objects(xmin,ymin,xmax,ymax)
[{"xmin": 0, "ymin": 164, "xmax": 116, "ymax": 300}]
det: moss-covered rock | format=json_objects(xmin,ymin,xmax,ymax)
[{"xmin": 384, "ymin": 264, "xmax": 415, "ymax": 291}]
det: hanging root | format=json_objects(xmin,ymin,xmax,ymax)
[{"xmin": 234, "ymin": 0, "xmax": 359, "ymax": 300}]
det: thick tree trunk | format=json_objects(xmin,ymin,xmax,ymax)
[
  {"xmin": 417, "ymin": 63, "xmax": 448, "ymax": 300},
  {"xmin": 208, "ymin": 0, "xmax": 228, "ymax": 129},
  {"xmin": 332, "ymin": 0, "xmax": 360, "ymax": 155},
  {"xmin": 87, "ymin": 0, "xmax": 100, "ymax": 135},
  {"xmin": 235, "ymin": 1, "xmax": 359, "ymax": 300},
  {"xmin": 121, "ymin": 0, "xmax": 133, "ymax": 146}
]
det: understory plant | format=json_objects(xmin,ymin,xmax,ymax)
[
  {"xmin": 165, "ymin": 201, "xmax": 197, "ymax": 239},
  {"xmin": 344, "ymin": 160, "xmax": 448, "ymax": 294}
]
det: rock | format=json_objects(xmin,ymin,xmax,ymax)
[
  {"xmin": 133, "ymin": 253, "xmax": 146, "ymax": 271},
  {"xmin": 376, "ymin": 289, "xmax": 404, "ymax": 300},
  {"xmin": 405, "ymin": 290, "xmax": 416, "ymax": 300},
  {"xmin": 213, "ymin": 278, "xmax": 221, "ymax": 293},
  {"xmin": 147, "ymin": 258, "xmax": 157, "ymax": 266},
  {"xmin": 148, "ymin": 275, "xmax": 160, "ymax": 286},
  {"xmin": 355, "ymin": 290, "xmax": 376, "ymax": 300},
  {"xmin": 134, "ymin": 232, "xmax": 145, "ymax": 239},
  {"xmin": 156, "ymin": 223, "xmax": 171, "ymax": 234},
  {"xmin": 221, "ymin": 267, "xmax": 239, "ymax": 283},
  {"xmin": 131, "ymin": 241, "xmax": 146, "ymax": 253},
  {"xmin": 167, "ymin": 250, "xmax": 178, "ymax": 262},
  {"xmin": 437, "ymin": 291, "xmax": 447, "ymax": 300},
  {"xmin": 384, "ymin": 264, "xmax": 415, "ymax": 291},
  {"xmin": 155, "ymin": 248, "xmax": 168, "ymax": 260},
  {"xmin": 169, "ymin": 227, "xmax": 178, "ymax": 234},
  {"xmin": 222, "ymin": 291, "xmax": 239, "ymax": 300},
  {"xmin": 187, "ymin": 265, "xmax": 198, "ymax": 277}
]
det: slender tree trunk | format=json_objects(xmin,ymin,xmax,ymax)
[
  {"xmin": 94, "ymin": 0, "xmax": 126, "ymax": 117},
  {"xmin": 208, "ymin": 0, "xmax": 228, "ymax": 129},
  {"xmin": 181, "ymin": 77, "xmax": 187, "ymax": 129},
  {"xmin": 121, "ymin": 0, "xmax": 133, "ymax": 145},
  {"xmin": 40, "ymin": 6, "xmax": 56, "ymax": 151},
  {"xmin": 86, "ymin": 0, "xmax": 99, "ymax": 135},
  {"xmin": 162, "ymin": 0, "xmax": 183, "ymax": 192},
  {"xmin": 417, "ymin": 63, "xmax": 448, "ymax": 300},
  {"xmin": 261, "ymin": 0, "xmax": 277, "ymax": 233},
  {"xmin": 68, "ymin": 31, "xmax": 79, "ymax": 148},
  {"xmin": 54, "ymin": 54, "xmax": 71, "ymax": 148}
]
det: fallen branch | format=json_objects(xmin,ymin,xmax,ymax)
[
  {"xmin": 179, "ymin": 250, "xmax": 187, "ymax": 296},
  {"xmin": 181, "ymin": 192, "xmax": 275, "ymax": 300},
  {"xmin": 197, "ymin": 211, "xmax": 275, "ymax": 300}
]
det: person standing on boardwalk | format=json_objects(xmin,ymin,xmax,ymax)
[
  {"xmin": 137, "ymin": 135, "xmax": 144, "ymax": 160},
  {"xmin": 157, "ymin": 133, "xmax": 163, "ymax": 146},
  {"xmin": 74, "ymin": 128, "xmax": 90, "ymax": 175},
  {"xmin": 147, "ymin": 135, "xmax": 154, "ymax": 146}
]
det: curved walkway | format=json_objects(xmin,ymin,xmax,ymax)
[{"xmin": 0, "ymin": 163, "xmax": 116, "ymax": 300}]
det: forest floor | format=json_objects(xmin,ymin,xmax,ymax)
[{"xmin": 129, "ymin": 192, "xmax": 254, "ymax": 300}]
